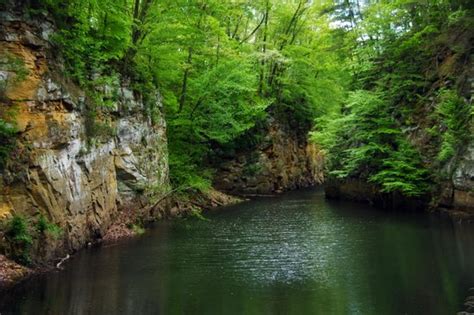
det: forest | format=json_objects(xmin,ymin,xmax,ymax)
[{"xmin": 10, "ymin": 0, "xmax": 468, "ymax": 198}]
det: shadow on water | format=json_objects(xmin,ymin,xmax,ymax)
[{"xmin": 2, "ymin": 188, "xmax": 474, "ymax": 315}]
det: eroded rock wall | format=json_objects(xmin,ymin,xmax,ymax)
[
  {"xmin": 214, "ymin": 117, "xmax": 324, "ymax": 195},
  {"xmin": 439, "ymin": 142, "xmax": 474, "ymax": 213},
  {"xmin": 0, "ymin": 10, "xmax": 169, "ymax": 259}
]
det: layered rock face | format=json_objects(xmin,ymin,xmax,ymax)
[
  {"xmin": 0, "ymin": 11, "xmax": 168, "ymax": 257},
  {"xmin": 214, "ymin": 117, "xmax": 324, "ymax": 195}
]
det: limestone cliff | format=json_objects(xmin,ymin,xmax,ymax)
[
  {"xmin": 0, "ymin": 10, "xmax": 169, "ymax": 261},
  {"xmin": 214, "ymin": 117, "xmax": 324, "ymax": 195}
]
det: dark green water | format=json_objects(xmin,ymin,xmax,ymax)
[{"xmin": 2, "ymin": 189, "xmax": 474, "ymax": 315}]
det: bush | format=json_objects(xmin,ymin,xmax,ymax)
[
  {"xmin": 130, "ymin": 223, "xmax": 145, "ymax": 235},
  {"xmin": 36, "ymin": 214, "xmax": 62, "ymax": 239},
  {"xmin": 0, "ymin": 119, "xmax": 17, "ymax": 168},
  {"xmin": 312, "ymin": 90, "xmax": 431, "ymax": 197},
  {"xmin": 4, "ymin": 215, "xmax": 33, "ymax": 265},
  {"xmin": 434, "ymin": 88, "xmax": 472, "ymax": 163}
]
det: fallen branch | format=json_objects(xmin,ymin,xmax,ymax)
[
  {"xmin": 56, "ymin": 254, "xmax": 70, "ymax": 269},
  {"xmin": 149, "ymin": 185, "xmax": 192, "ymax": 210}
]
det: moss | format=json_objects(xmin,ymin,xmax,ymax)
[
  {"xmin": 130, "ymin": 224, "xmax": 145, "ymax": 235},
  {"xmin": 0, "ymin": 54, "xmax": 24, "ymax": 168},
  {"xmin": 0, "ymin": 53, "xmax": 29, "ymax": 100},
  {"xmin": 84, "ymin": 108, "xmax": 117, "ymax": 146}
]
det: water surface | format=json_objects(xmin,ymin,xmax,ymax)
[{"xmin": 2, "ymin": 189, "xmax": 474, "ymax": 314}]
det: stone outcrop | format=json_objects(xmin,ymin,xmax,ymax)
[
  {"xmin": 0, "ymin": 9, "xmax": 169, "ymax": 261},
  {"xmin": 439, "ymin": 142, "xmax": 474, "ymax": 213},
  {"xmin": 325, "ymin": 142, "xmax": 474, "ymax": 215},
  {"xmin": 0, "ymin": 254, "xmax": 30, "ymax": 290},
  {"xmin": 214, "ymin": 117, "xmax": 324, "ymax": 195}
]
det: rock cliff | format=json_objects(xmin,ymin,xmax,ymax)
[
  {"xmin": 0, "ymin": 9, "xmax": 169, "ymax": 261},
  {"xmin": 438, "ymin": 142, "xmax": 474, "ymax": 214},
  {"xmin": 214, "ymin": 117, "xmax": 324, "ymax": 195}
]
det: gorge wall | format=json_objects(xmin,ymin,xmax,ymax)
[
  {"xmin": 214, "ymin": 116, "xmax": 324, "ymax": 196},
  {"xmin": 326, "ymin": 30, "xmax": 474, "ymax": 216},
  {"xmin": 0, "ymin": 9, "xmax": 169, "ymax": 262}
]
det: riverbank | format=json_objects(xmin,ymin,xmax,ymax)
[
  {"xmin": 0, "ymin": 255, "xmax": 31, "ymax": 291},
  {"xmin": 0, "ymin": 188, "xmax": 241, "ymax": 292},
  {"xmin": 325, "ymin": 179, "xmax": 474, "ymax": 222},
  {"xmin": 103, "ymin": 189, "xmax": 242, "ymax": 242}
]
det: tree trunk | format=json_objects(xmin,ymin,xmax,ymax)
[
  {"xmin": 179, "ymin": 47, "xmax": 193, "ymax": 113},
  {"xmin": 258, "ymin": 0, "xmax": 269, "ymax": 96}
]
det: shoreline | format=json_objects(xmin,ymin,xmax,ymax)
[
  {"xmin": 2, "ymin": 185, "xmax": 472, "ymax": 293},
  {"xmin": 0, "ymin": 188, "xmax": 242, "ymax": 292}
]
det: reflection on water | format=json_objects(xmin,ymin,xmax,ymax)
[{"xmin": 2, "ymin": 189, "xmax": 474, "ymax": 314}]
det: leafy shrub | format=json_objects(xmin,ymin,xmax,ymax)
[
  {"xmin": 130, "ymin": 224, "xmax": 145, "ymax": 235},
  {"xmin": 434, "ymin": 88, "xmax": 472, "ymax": 163},
  {"xmin": 0, "ymin": 119, "xmax": 17, "ymax": 168},
  {"xmin": 2, "ymin": 213, "xmax": 63, "ymax": 265},
  {"xmin": 4, "ymin": 215, "xmax": 33, "ymax": 265},
  {"xmin": 168, "ymin": 151, "xmax": 212, "ymax": 193},
  {"xmin": 368, "ymin": 141, "xmax": 430, "ymax": 196},
  {"xmin": 313, "ymin": 90, "xmax": 431, "ymax": 197},
  {"xmin": 243, "ymin": 163, "xmax": 262, "ymax": 177},
  {"xmin": 36, "ymin": 214, "xmax": 62, "ymax": 239}
]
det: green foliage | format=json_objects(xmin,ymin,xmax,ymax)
[
  {"xmin": 243, "ymin": 163, "xmax": 262, "ymax": 177},
  {"xmin": 130, "ymin": 224, "xmax": 145, "ymax": 235},
  {"xmin": 4, "ymin": 215, "xmax": 33, "ymax": 265},
  {"xmin": 35, "ymin": 214, "xmax": 62, "ymax": 239},
  {"xmin": 0, "ymin": 53, "xmax": 29, "ymax": 97},
  {"xmin": 0, "ymin": 119, "xmax": 17, "ymax": 168},
  {"xmin": 166, "ymin": 59, "xmax": 269, "ymax": 190},
  {"xmin": 188, "ymin": 207, "xmax": 209, "ymax": 222},
  {"xmin": 168, "ymin": 152, "xmax": 212, "ymax": 192},
  {"xmin": 2, "ymin": 212, "xmax": 63, "ymax": 264},
  {"xmin": 0, "ymin": 54, "xmax": 25, "ymax": 168},
  {"xmin": 312, "ymin": 1, "xmax": 474, "ymax": 198},
  {"xmin": 45, "ymin": 0, "xmax": 131, "ymax": 86},
  {"xmin": 150, "ymin": 0, "xmax": 348, "ymax": 190},
  {"xmin": 368, "ymin": 142, "xmax": 431, "ymax": 196},
  {"xmin": 434, "ymin": 89, "xmax": 472, "ymax": 162},
  {"xmin": 20, "ymin": 0, "xmax": 469, "ymax": 200},
  {"xmin": 313, "ymin": 90, "xmax": 431, "ymax": 197}
]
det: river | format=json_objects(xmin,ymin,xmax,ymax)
[{"xmin": 1, "ymin": 189, "xmax": 474, "ymax": 314}]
